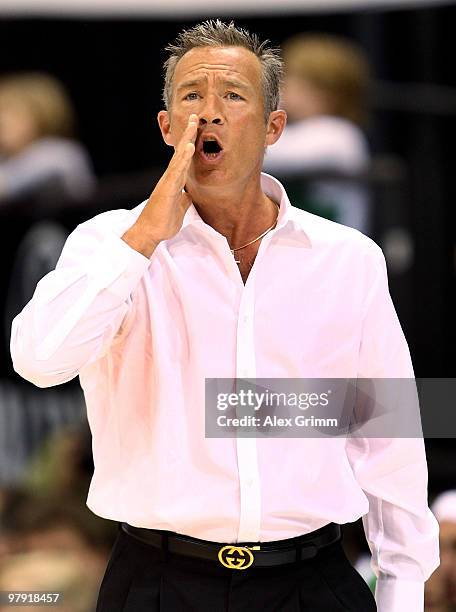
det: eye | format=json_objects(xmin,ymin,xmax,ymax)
[
  {"xmin": 227, "ymin": 92, "xmax": 243, "ymax": 101},
  {"xmin": 184, "ymin": 92, "xmax": 199, "ymax": 101}
]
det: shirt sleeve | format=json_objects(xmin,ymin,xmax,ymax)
[
  {"xmin": 345, "ymin": 239, "xmax": 440, "ymax": 612},
  {"xmin": 10, "ymin": 210, "xmax": 151, "ymax": 388}
]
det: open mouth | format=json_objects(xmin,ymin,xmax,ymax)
[
  {"xmin": 203, "ymin": 140, "xmax": 222, "ymax": 155},
  {"xmin": 199, "ymin": 136, "xmax": 224, "ymax": 162}
]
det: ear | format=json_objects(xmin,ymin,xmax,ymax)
[
  {"xmin": 157, "ymin": 110, "xmax": 174, "ymax": 147},
  {"xmin": 265, "ymin": 110, "xmax": 287, "ymax": 147}
]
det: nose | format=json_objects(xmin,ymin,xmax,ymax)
[
  {"xmin": 198, "ymin": 93, "xmax": 224, "ymax": 126},
  {"xmin": 200, "ymin": 116, "xmax": 222, "ymax": 125}
]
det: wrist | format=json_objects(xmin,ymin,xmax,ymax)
[{"xmin": 121, "ymin": 222, "xmax": 162, "ymax": 259}]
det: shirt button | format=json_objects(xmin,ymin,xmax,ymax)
[{"xmin": 246, "ymin": 478, "xmax": 254, "ymax": 487}]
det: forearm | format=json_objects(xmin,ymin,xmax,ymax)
[
  {"xmin": 11, "ymin": 226, "xmax": 150, "ymax": 387},
  {"xmin": 348, "ymin": 436, "xmax": 440, "ymax": 612}
]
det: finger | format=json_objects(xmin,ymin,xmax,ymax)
[
  {"xmin": 168, "ymin": 118, "xmax": 198, "ymax": 178},
  {"xmin": 159, "ymin": 114, "xmax": 198, "ymax": 194},
  {"xmin": 175, "ymin": 114, "xmax": 198, "ymax": 156},
  {"xmin": 187, "ymin": 113, "xmax": 198, "ymax": 144},
  {"xmin": 166, "ymin": 143, "xmax": 195, "ymax": 187}
]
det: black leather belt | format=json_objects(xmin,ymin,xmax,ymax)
[{"xmin": 120, "ymin": 522, "xmax": 342, "ymax": 570}]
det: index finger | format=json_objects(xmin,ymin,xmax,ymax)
[
  {"xmin": 169, "ymin": 114, "xmax": 198, "ymax": 175},
  {"xmin": 178, "ymin": 113, "xmax": 198, "ymax": 153}
]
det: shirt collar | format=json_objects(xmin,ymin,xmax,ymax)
[{"xmin": 180, "ymin": 172, "xmax": 312, "ymax": 247}]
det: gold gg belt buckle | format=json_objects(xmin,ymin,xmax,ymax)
[{"xmin": 218, "ymin": 544, "xmax": 260, "ymax": 569}]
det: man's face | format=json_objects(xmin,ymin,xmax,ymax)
[{"xmin": 158, "ymin": 45, "xmax": 285, "ymax": 189}]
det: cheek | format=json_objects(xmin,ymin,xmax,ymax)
[
  {"xmin": 166, "ymin": 108, "xmax": 189, "ymax": 143},
  {"xmin": 241, "ymin": 115, "xmax": 268, "ymax": 148},
  {"xmin": 167, "ymin": 123, "xmax": 185, "ymax": 147}
]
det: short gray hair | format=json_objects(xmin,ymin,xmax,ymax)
[{"xmin": 162, "ymin": 20, "xmax": 283, "ymax": 121}]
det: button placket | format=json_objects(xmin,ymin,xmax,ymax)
[{"xmin": 235, "ymin": 284, "xmax": 261, "ymax": 543}]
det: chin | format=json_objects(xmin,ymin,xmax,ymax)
[{"xmin": 192, "ymin": 166, "xmax": 228, "ymax": 184}]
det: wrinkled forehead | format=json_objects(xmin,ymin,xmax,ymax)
[{"xmin": 172, "ymin": 46, "xmax": 262, "ymax": 92}]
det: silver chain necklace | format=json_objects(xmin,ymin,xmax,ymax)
[{"xmin": 229, "ymin": 203, "xmax": 280, "ymax": 265}]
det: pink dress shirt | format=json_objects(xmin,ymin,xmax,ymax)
[{"xmin": 10, "ymin": 172, "xmax": 439, "ymax": 611}]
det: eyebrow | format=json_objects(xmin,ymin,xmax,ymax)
[
  {"xmin": 176, "ymin": 80, "xmax": 202, "ymax": 93},
  {"xmin": 176, "ymin": 78, "xmax": 250, "ymax": 93},
  {"xmin": 222, "ymin": 79, "xmax": 250, "ymax": 91}
]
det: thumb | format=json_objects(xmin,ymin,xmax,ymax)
[{"xmin": 179, "ymin": 189, "xmax": 193, "ymax": 215}]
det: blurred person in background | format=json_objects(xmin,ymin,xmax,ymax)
[
  {"xmin": 0, "ymin": 489, "xmax": 111, "ymax": 612},
  {"xmin": 0, "ymin": 423, "xmax": 116, "ymax": 612},
  {"xmin": 0, "ymin": 72, "xmax": 95, "ymax": 203},
  {"xmin": 22, "ymin": 421, "xmax": 101, "ymax": 504},
  {"xmin": 263, "ymin": 33, "xmax": 372, "ymax": 234},
  {"xmin": 426, "ymin": 491, "xmax": 456, "ymax": 611},
  {"xmin": 424, "ymin": 568, "xmax": 451, "ymax": 612}
]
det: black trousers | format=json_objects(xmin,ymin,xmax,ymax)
[{"xmin": 96, "ymin": 524, "xmax": 377, "ymax": 612}]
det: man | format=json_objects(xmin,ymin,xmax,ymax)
[{"xmin": 10, "ymin": 20, "xmax": 439, "ymax": 612}]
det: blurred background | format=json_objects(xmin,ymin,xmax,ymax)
[{"xmin": 0, "ymin": 0, "xmax": 455, "ymax": 610}]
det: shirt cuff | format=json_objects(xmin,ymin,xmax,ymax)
[
  {"xmin": 375, "ymin": 577, "xmax": 424, "ymax": 612},
  {"xmin": 87, "ymin": 231, "xmax": 152, "ymax": 299}
]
